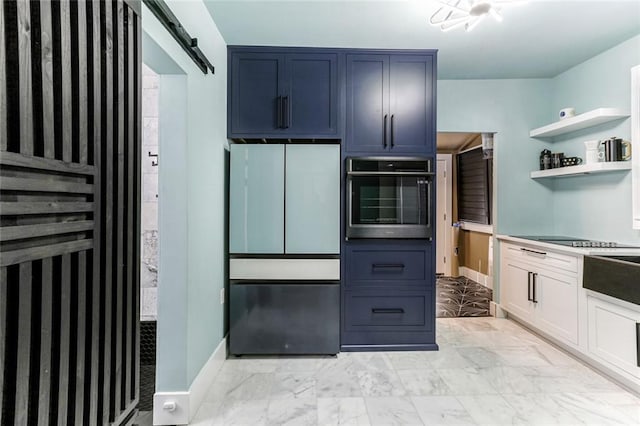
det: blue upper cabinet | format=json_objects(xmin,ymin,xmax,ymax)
[
  {"xmin": 286, "ymin": 54, "xmax": 339, "ymax": 136},
  {"xmin": 389, "ymin": 55, "xmax": 434, "ymax": 154},
  {"xmin": 345, "ymin": 55, "xmax": 389, "ymax": 153},
  {"xmin": 345, "ymin": 52, "xmax": 436, "ymax": 155},
  {"xmin": 228, "ymin": 48, "xmax": 341, "ymax": 139},
  {"xmin": 229, "ymin": 53, "xmax": 286, "ymax": 135}
]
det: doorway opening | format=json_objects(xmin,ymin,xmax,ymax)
[
  {"xmin": 135, "ymin": 30, "xmax": 187, "ymax": 425},
  {"xmin": 435, "ymin": 132, "xmax": 494, "ymax": 288}
]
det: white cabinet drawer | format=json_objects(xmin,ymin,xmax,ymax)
[{"xmin": 502, "ymin": 242, "xmax": 578, "ymax": 274}]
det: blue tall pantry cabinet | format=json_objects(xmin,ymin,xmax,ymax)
[
  {"xmin": 341, "ymin": 50, "xmax": 438, "ymax": 351},
  {"xmin": 227, "ymin": 46, "xmax": 437, "ymax": 354}
]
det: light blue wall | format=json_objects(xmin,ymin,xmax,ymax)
[
  {"xmin": 437, "ymin": 78, "xmax": 553, "ymax": 301},
  {"xmin": 438, "ymin": 34, "xmax": 640, "ymax": 303},
  {"xmin": 156, "ymin": 75, "xmax": 189, "ymax": 391},
  {"xmin": 437, "ymin": 79, "xmax": 554, "ymax": 236},
  {"xmin": 142, "ymin": 0, "xmax": 228, "ymax": 391},
  {"xmin": 546, "ymin": 35, "xmax": 640, "ymax": 244}
]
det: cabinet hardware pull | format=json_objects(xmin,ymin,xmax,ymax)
[
  {"xmin": 372, "ymin": 263, "xmax": 405, "ymax": 269},
  {"xmin": 372, "ymin": 308, "xmax": 405, "ymax": 314},
  {"xmin": 277, "ymin": 96, "xmax": 283, "ymax": 128},
  {"xmin": 532, "ymin": 273, "xmax": 538, "ymax": 304},
  {"xmin": 383, "ymin": 114, "xmax": 388, "ymax": 148},
  {"xmin": 283, "ymin": 96, "xmax": 290, "ymax": 129},
  {"xmin": 521, "ymin": 247, "xmax": 547, "ymax": 256},
  {"xmin": 347, "ymin": 171, "xmax": 435, "ymax": 177},
  {"xmin": 636, "ymin": 323, "xmax": 640, "ymax": 368},
  {"xmin": 390, "ymin": 114, "xmax": 395, "ymax": 148},
  {"xmin": 527, "ymin": 271, "xmax": 532, "ymax": 301}
]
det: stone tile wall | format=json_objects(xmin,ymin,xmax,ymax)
[{"xmin": 141, "ymin": 64, "xmax": 159, "ymax": 321}]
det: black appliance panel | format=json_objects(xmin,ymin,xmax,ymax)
[
  {"xmin": 229, "ymin": 282, "xmax": 340, "ymax": 355},
  {"xmin": 347, "ymin": 157, "xmax": 434, "ymax": 239}
]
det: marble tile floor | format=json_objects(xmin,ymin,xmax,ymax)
[{"xmin": 191, "ymin": 317, "xmax": 640, "ymax": 425}]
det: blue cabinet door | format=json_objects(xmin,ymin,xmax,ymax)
[
  {"xmin": 286, "ymin": 54, "xmax": 339, "ymax": 136},
  {"xmin": 345, "ymin": 54, "xmax": 389, "ymax": 153},
  {"xmin": 229, "ymin": 145, "xmax": 285, "ymax": 253},
  {"xmin": 228, "ymin": 48, "xmax": 341, "ymax": 139},
  {"xmin": 389, "ymin": 55, "xmax": 435, "ymax": 154},
  {"xmin": 345, "ymin": 52, "xmax": 436, "ymax": 155},
  {"xmin": 229, "ymin": 52, "xmax": 285, "ymax": 136},
  {"xmin": 285, "ymin": 145, "xmax": 340, "ymax": 254}
]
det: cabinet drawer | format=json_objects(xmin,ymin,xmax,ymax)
[
  {"xmin": 346, "ymin": 247, "xmax": 428, "ymax": 286},
  {"xmin": 502, "ymin": 242, "xmax": 578, "ymax": 274},
  {"xmin": 345, "ymin": 293, "xmax": 426, "ymax": 328}
]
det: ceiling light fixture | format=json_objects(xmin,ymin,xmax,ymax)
[{"xmin": 430, "ymin": 0, "xmax": 523, "ymax": 32}]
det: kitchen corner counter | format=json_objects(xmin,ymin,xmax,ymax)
[{"xmin": 497, "ymin": 234, "xmax": 640, "ymax": 256}]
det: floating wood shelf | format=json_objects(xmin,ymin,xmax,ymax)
[
  {"xmin": 530, "ymin": 162, "xmax": 632, "ymax": 179},
  {"xmin": 530, "ymin": 108, "xmax": 630, "ymax": 138}
]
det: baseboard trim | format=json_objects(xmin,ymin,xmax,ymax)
[
  {"xmin": 458, "ymin": 266, "xmax": 492, "ymax": 290},
  {"xmin": 153, "ymin": 392, "xmax": 189, "ymax": 425},
  {"xmin": 340, "ymin": 343, "xmax": 439, "ymax": 352},
  {"xmin": 188, "ymin": 336, "xmax": 228, "ymax": 421},
  {"xmin": 504, "ymin": 312, "xmax": 639, "ymax": 396},
  {"xmin": 153, "ymin": 336, "xmax": 227, "ymax": 425},
  {"xmin": 490, "ymin": 301, "xmax": 507, "ymax": 318}
]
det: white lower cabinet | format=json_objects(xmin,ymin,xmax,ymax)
[
  {"xmin": 535, "ymin": 268, "xmax": 579, "ymax": 345},
  {"xmin": 587, "ymin": 295, "xmax": 640, "ymax": 379},
  {"xmin": 500, "ymin": 242, "xmax": 579, "ymax": 345},
  {"xmin": 501, "ymin": 259, "xmax": 535, "ymax": 323}
]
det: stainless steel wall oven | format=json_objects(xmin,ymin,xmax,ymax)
[{"xmin": 346, "ymin": 157, "xmax": 434, "ymax": 239}]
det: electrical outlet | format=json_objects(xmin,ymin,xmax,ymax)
[{"xmin": 220, "ymin": 288, "xmax": 225, "ymax": 305}]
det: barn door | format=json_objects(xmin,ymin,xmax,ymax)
[{"xmin": 0, "ymin": 0, "xmax": 142, "ymax": 424}]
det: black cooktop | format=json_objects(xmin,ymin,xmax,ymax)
[{"xmin": 512, "ymin": 236, "xmax": 639, "ymax": 249}]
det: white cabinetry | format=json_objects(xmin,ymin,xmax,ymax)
[
  {"xmin": 587, "ymin": 294, "xmax": 640, "ymax": 380},
  {"xmin": 631, "ymin": 65, "xmax": 640, "ymax": 229},
  {"xmin": 536, "ymin": 268, "xmax": 580, "ymax": 344},
  {"xmin": 501, "ymin": 259, "xmax": 535, "ymax": 323},
  {"xmin": 500, "ymin": 242, "xmax": 579, "ymax": 345}
]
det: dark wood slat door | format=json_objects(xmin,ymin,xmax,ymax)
[{"xmin": 0, "ymin": 1, "xmax": 142, "ymax": 424}]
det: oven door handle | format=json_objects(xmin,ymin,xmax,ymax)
[{"xmin": 347, "ymin": 171, "xmax": 435, "ymax": 177}]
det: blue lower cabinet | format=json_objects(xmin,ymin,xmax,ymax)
[
  {"xmin": 345, "ymin": 245, "xmax": 430, "ymax": 286},
  {"xmin": 341, "ymin": 242, "xmax": 437, "ymax": 351},
  {"xmin": 341, "ymin": 289, "xmax": 436, "ymax": 351},
  {"xmin": 230, "ymin": 282, "xmax": 340, "ymax": 355},
  {"xmin": 345, "ymin": 293, "xmax": 427, "ymax": 328}
]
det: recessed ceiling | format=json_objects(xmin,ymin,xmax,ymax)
[
  {"xmin": 437, "ymin": 132, "xmax": 479, "ymax": 151},
  {"xmin": 203, "ymin": 0, "xmax": 640, "ymax": 79}
]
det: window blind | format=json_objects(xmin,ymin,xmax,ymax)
[{"xmin": 457, "ymin": 147, "xmax": 492, "ymax": 225}]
